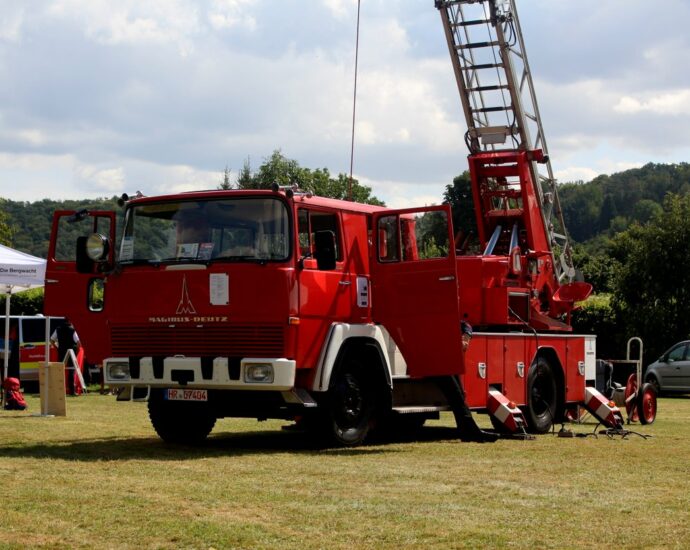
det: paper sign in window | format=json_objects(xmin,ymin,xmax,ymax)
[{"xmin": 210, "ymin": 273, "xmax": 229, "ymax": 305}]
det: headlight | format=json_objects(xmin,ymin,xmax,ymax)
[
  {"xmin": 107, "ymin": 362, "xmax": 130, "ymax": 381},
  {"xmin": 86, "ymin": 233, "xmax": 110, "ymax": 262},
  {"xmin": 244, "ymin": 363, "xmax": 274, "ymax": 384}
]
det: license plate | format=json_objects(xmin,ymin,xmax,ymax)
[{"xmin": 165, "ymin": 389, "xmax": 208, "ymax": 402}]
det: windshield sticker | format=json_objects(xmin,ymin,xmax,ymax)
[
  {"xmin": 198, "ymin": 242, "xmax": 214, "ymax": 260},
  {"xmin": 121, "ymin": 237, "xmax": 134, "ymax": 261},
  {"xmin": 176, "ymin": 243, "xmax": 199, "ymax": 259}
]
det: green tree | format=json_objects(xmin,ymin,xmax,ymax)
[
  {"xmin": 610, "ymin": 193, "xmax": 690, "ymax": 360},
  {"xmin": 236, "ymin": 157, "xmax": 253, "ymax": 189},
  {"xmin": 443, "ymin": 171, "xmax": 478, "ymax": 251},
  {"xmin": 219, "ymin": 165, "xmax": 232, "ymax": 190},
  {"xmin": 0, "ymin": 200, "xmax": 15, "ymax": 245},
  {"xmin": 598, "ymin": 194, "xmax": 618, "ymax": 233},
  {"xmin": 571, "ymin": 294, "xmax": 620, "ymax": 359},
  {"xmin": 235, "ymin": 150, "xmax": 384, "ymax": 205}
]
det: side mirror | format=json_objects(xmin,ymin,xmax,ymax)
[
  {"xmin": 76, "ymin": 233, "xmax": 112, "ymax": 274},
  {"xmin": 314, "ymin": 230, "xmax": 337, "ymax": 271}
]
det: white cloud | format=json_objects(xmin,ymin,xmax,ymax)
[
  {"xmin": 614, "ymin": 90, "xmax": 690, "ymax": 116},
  {"xmin": 322, "ymin": 0, "xmax": 356, "ymax": 20},
  {"xmin": 74, "ymin": 165, "xmax": 126, "ymax": 193},
  {"xmin": 1, "ymin": 1, "xmax": 689, "ymax": 207},
  {"xmin": 0, "ymin": 6, "xmax": 24, "ymax": 42},
  {"xmin": 47, "ymin": 0, "xmax": 201, "ymax": 55},
  {"xmin": 0, "ymin": 152, "xmax": 74, "ymax": 172},
  {"xmin": 554, "ymin": 166, "xmax": 599, "ymax": 184},
  {"xmin": 208, "ymin": 0, "xmax": 257, "ymax": 31}
]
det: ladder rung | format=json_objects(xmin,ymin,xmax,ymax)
[
  {"xmin": 456, "ymin": 41, "xmax": 500, "ymax": 50},
  {"xmin": 468, "ymin": 85, "xmax": 509, "ymax": 92},
  {"xmin": 472, "ymin": 106, "xmax": 511, "ymax": 113},
  {"xmin": 451, "ymin": 19, "xmax": 490, "ymax": 27},
  {"xmin": 459, "ymin": 63, "xmax": 503, "ymax": 71}
]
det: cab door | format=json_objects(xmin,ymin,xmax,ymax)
[
  {"xmin": 44, "ymin": 211, "xmax": 116, "ymax": 362},
  {"xmin": 296, "ymin": 207, "xmax": 353, "ymax": 369},
  {"xmin": 370, "ymin": 205, "xmax": 463, "ymax": 378}
]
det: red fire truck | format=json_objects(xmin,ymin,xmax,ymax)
[{"xmin": 43, "ymin": 0, "xmax": 625, "ymax": 445}]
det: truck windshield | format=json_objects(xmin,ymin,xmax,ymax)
[{"xmin": 119, "ymin": 197, "xmax": 290, "ymax": 264}]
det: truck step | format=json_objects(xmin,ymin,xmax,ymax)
[{"xmin": 392, "ymin": 405, "xmax": 450, "ymax": 414}]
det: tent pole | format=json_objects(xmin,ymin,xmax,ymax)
[{"xmin": 3, "ymin": 285, "xmax": 10, "ymax": 381}]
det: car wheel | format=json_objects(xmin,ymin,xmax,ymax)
[{"xmin": 645, "ymin": 373, "xmax": 661, "ymax": 396}]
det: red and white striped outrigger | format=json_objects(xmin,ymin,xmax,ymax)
[{"xmin": 583, "ymin": 386, "xmax": 624, "ymax": 429}]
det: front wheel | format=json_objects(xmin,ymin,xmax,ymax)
[
  {"xmin": 523, "ymin": 358, "xmax": 559, "ymax": 434},
  {"xmin": 321, "ymin": 359, "xmax": 375, "ymax": 446},
  {"xmin": 148, "ymin": 390, "xmax": 216, "ymax": 445}
]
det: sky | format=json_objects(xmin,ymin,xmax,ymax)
[{"xmin": 1, "ymin": 0, "xmax": 689, "ymax": 209}]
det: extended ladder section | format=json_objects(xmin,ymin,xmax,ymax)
[{"xmin": 435, "ymin": 0, "xmax": 574, "ymax": 282}]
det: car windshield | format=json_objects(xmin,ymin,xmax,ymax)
[{"xmin": 119, "ymin": 197, "xmax": 290, "ymax": 264}]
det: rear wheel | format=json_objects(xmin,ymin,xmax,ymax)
[
  {"xmin": 637, "ymin": 382, "xmax": 657, "ymax": 425},
  {"xmin": 148, "ymin": 390, "xmax": 216, "ymax": 445},
  {"xmin": 524, "ymin": 358, "xmax": 558, "ymax": 434}
]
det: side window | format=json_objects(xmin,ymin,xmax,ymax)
[
  {"xmin": 668, "ymin": 344, "xmax": 686, "ymax": 362},
  {"xmin": 297, "ymin": 209, "xmax": 342, "ymax": 263},
  {"xmin": 22, "ymin": 319, "xmax": 47, "ymax": 344},
  {"xmin": 378, "ymin": 211, "xmax": 450, "ymax": 262},
  {"xmin": 298, "ymin": 209, "xmax": 311, "ymax": 256},
  {"xmin": 377, "ymin": 216, "xmax": 400, "ymax": 262}
]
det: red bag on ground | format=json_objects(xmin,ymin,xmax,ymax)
[{"xmin": 3, "ymin": 377, "xmax": 27, "ymax": 410}]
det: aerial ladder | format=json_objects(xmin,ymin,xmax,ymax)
[{"xmin": 435, "ymin": 0, "xmax": 589, "ymax": 330}]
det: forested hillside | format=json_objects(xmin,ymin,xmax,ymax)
[
  {"xmin": 2, "ymin": 162, "xmax": 689, "ymax": 258},
  {"xmin": 559, "ymin": 162, "xmax": 690, "ymax": 243},
  {"xmin": 0, "ymin": 197, "xmax": 121, "ymax": 258}
]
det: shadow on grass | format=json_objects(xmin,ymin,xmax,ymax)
[{"xmin": 0, "ymin": 425, "xmax": 461, "ymax": 462}]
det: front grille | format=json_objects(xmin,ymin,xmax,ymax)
[{"xmin": 110, "ymin": 324, "xmax": 285, "ymax": 358}]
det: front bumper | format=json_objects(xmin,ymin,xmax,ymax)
[{"xmin": 103, "ymin": 356, "xmax": 296, "ymax": 391}]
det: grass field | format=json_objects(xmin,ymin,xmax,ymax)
[{"xmin": 1, "ymin": 392, "xmax": 688, "ymax": 549}]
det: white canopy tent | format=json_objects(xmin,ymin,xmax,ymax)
[{"xmin": 0, "ymin": 244, "xmax": 47, "ymax": 380}]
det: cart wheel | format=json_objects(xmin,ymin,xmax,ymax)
[
  {"xmin": 624, "ymin": 373, "xmax": 639, "ymax": 423},
  {"xmin": 637, "ymin": 382, "xmax": 657, "ymax": 425}
]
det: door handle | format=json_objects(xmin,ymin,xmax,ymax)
[
  {"xmin": 438, "ymin": 276, "xmax": 455, "ymax": 281},
  {"xmin": 339, "ymin": 280, "xmax": 351, "ymax": 286}
]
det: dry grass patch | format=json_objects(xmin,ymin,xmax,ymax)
[{"xmin": 0, "ymin": 393, "xmax": 689, "ymax": 548}]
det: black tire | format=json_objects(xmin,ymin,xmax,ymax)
[
  {"xmin": 321, "ymin": 358, "xmax": 375, "ymax": 446},
  {"xmin": 148, "ymin": 390, "xmax": 216, "ymax": 445},
  {"xmin": 637, "ymin": 382, "xmax": 657, "ymax": 425},
  {"xmin": 523, "ymin": 358, "xmax": 558, "ymax": 434}
]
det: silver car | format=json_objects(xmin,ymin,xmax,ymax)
[{"xmin": 645, "ymin": 340, "xmax": 690, "ymax": 394}]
